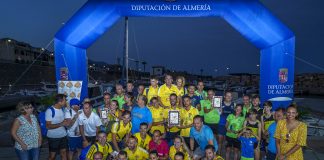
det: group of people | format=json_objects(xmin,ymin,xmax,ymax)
[{"xmin": 11, "ymin": 74, "xmax": 307, "ymax": 160}]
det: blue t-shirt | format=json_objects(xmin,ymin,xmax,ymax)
[
  {"xmin": 267, "ymin": 122, "xmax": 277, "ymax": 154},
  {"xmin": 190, "ymin": 125, "xmax": 218, "ymax": 152},
  {"xmin": 239, "ymin": 136, "xmax": 257, "ymax": 158},
  {"xmin": 131, "ymin": 106, "xmax": 153, "ymax": 134},
  {"xmin": 219, "ymin": 102, "xmax": 234, "ymax": 125},
  {"xmin": 184, "ymin": 94, "xmax": 201, "ymax": 108}
]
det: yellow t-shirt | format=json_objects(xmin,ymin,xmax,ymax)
[
  {"xmin": 86, "ymin": 142, "xmax": 113, "ymax": 160},
  {"xmin": 124, "ymin": 147, "xmax": 149, "ymax": 160},
  {"xmin": 169, "ymin": 145, "xmax": 190, "ymax": 160},
  {"xmin": 180, "ymin": 106, "xmax": 199, "ymax": 137},
  {"xmin": 164, "ymin": 106, "xmax": 181, "ymax": 133},
  {"xmin": 107, "ymin": 109, "xmax": 122, "ymax": 121},
  {"xmin": 143, "ymin": 86, "xmax": 159, "ymax": 103},
  {"xmin": 176, "ymin": 87, "xmax": 186, "ymax": 97},
  {"xmin": 107, "ymin": 121, "xmax": 132, "ymax": 142},
  {"xmin": 149, "ymin": 106, "xmax": 166, "ymax": 134},
  {"xmin": 158, "ymin": 84, "xmax": 178, "ymax": 107},
  {"xmin": 134, "ymin": 132, "xmax": 151, "ymax": 151},
  {"xmin": 274, "ymin": 120, "xmax": 307, "ymax": 160}
]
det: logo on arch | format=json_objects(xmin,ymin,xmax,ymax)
[{"xmin": 279, "ymin": 68, "xmax": 288, "ymax": 83}]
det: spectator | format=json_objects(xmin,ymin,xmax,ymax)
[
  {"xmin": 275, "ymin": 104, "xmax": 307, "ymax": 160},
  {"xmin": 11, "ymin": 102, "xmax": 41, "ymax": 160}
]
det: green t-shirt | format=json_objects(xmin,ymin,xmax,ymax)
[
  {"xmin": 201, "ymin": 100, "xmax": 220, "ymax": 124},
  {"xmin": 242, "ymin": 103, "xmax": 252, "ymax": 117},
  {"xmin": 226, "ymin": 114, "xmax": 245, "ymax": 138},
  {"xmin": 195, "ymin": 90, "xmax": 207, "ymax": 100},
  {"xmin": 112, "ymin": 95, "xmax": 125, "ymax": 110}
]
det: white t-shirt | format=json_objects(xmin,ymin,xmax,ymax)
[
  {"xmin": 64, "ymin": 108, "xmax": 81, "ymax": 137},
  {"xmin": 78, "ymin": 112, "xmax": 102, "ymax": 137},
  {"xmin": 45, "ymin": 106, "xmax": 67, "ymax": 138}
]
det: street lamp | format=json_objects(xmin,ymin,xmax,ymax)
[{"xmin": 226, "ymin": 67, "xmax": 230, "ymax": 75}]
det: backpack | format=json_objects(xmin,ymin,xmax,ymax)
[
  {"xmin": 79, "ymin": 143, "xmax": 99, "ymax": 160},
  {"xmin": 38, "ymin": 106, "xmax": 66, "ymax": 137}
]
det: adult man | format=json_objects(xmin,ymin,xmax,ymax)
[
  {"xmin": 126, "ymin": 81, "xmax": 137, "ymax": 96},
  {"xmin": 79, "ymin": 102, "xmax": 102, "ymax": 147},
  {"xmin": 205, "ymin": 144, "xmax": 224, "ymax": 160},
  {"xmin": 65, "ymin": 98, "xmax": 82, "ymax": 160},
  {"xmin": 190, "ymin": 115, "xmax": 218, "ymax": 160},
  {"xmin": 164, "ymin": 93, "xmax": 182, "ymax": 144},
  {"xmin": 179, "ymin": 96, "xmax": 199, "ymax": 145},
  {"xmin": 113, "ymin": 84, "xmax": 125, "ymax": 110},
  {"xmin": 97, "ymin": 92, "xmax": 111, "ymax": 132},
  {"xmin": 149, "ymin": 97, "xmax": 165, "ymax": 135},
  {"xmin": 201, "ymin": 90, "xmax": 220, "ymax": 139},
  {"xmin": 86, "ymin": 132, "xmax": 113, "ymax": 160},
  {"xmin": 195, "ymin": 80, "xmax": 207, "ymax": 100},
  {"xmin": 143, "ymin": 76, "xmax": 159, "ymax": 103},
  {"xmin": 267, "ymin": 107, "xmax": 285, "ymax": 160},
  {"xmin": 131, "ymin": 95, "xmax": 153, "ymax": 134},
  {"xmin": 242, "ymin": 95, "xmax": 252, "ymax": 117},
  {"xmin": 184, "ymin": 84, "xmax": 201, "ymax": 111},
  {"xmin": 136, "ymin": 84, "xmax": 145, "ymax": 100},
  {"xmin": 251, "ymin": 95, "xmax": 263, "ymax": 121},
  {"xmin": 174, "ymin": 152, "xmax": 185, "ymax": 160},
  {"xmin": 46, "ymin": 94, "xmax": 69, "ymax": 160},
  {"xmin": 158, "ymin": 74, "xmax": 178, "ymax": 107},
  {"xmin": 134, "ymin": 122, "xmax": 152, "ymax": 151},
  {"xmin": 124, "ymin": 135, "xmax": 149, "ymax": 159},
  {"xmin": 148, "ymin": 130, "xmax": 169, "ymax": 160},
  {"xmin": 107, "ymin": 110, "xmax": 132, "ymax": 152}
]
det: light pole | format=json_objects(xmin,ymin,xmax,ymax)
[
  {"xmin": 226, "ymin": 67, "xmax": 230, "ymax": 75},
  {"xmin": 256, "ymin": 64, "xmax": 260, "ymax": 74}
]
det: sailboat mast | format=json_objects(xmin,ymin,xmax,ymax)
[{"xmin": 124, "ymin": 17, "xmax": 129, "ymax": 83}]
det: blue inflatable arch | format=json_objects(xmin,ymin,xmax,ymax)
[{"xmin": 54, "ymin": 0, "xmax": 295, "ymax": 109}]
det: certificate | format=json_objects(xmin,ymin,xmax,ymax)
[
  {"xmin": 101, "ymin": 110, "xmax": 107, "ymax": 119},
  {"xmin": 212, "ymin": 96, "xmax": 222, "ymax": 108},
  {"xmin": 168, "ymin": 110, "xmax": 180, "ymax": 126}
]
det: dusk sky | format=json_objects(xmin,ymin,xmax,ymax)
[{"xmin": 1, "ymin": 0, "xmax": 324, "ymax": 75}]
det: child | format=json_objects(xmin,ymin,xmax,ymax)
[{"xmin": 238, "ymin": 128, "xmax": 259, "ymax": 160}]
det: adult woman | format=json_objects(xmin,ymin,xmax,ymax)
[
  {"xmin": 225, "ymin": 104, "xmax": 245, "ymax": 160},
  {"xmin": 275, "ymin": 105, "xmax": 307, "ymax": 160},
  {"xmin": 105, "ymin": 100, "xmax": 122, "ymax": 133},
  {"xmin": 175, "ymin": 76, "xmax": 186, "ymax": 107},
  {"xmin": 169, "ymin": 136, "xmax": 190, "ymax": 160},
  {"xmin": 11, "ymin": 102, "xmax": 42, "ymax": 160}
]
